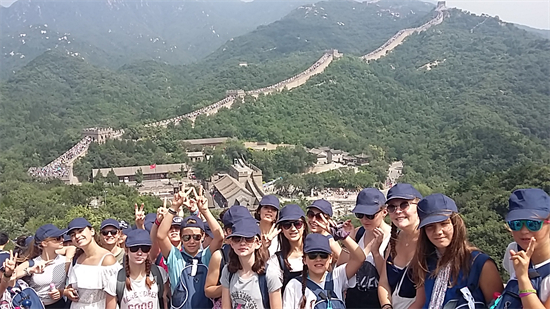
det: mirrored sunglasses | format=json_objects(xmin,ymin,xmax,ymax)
[
  {"xmin": 507, "ymin": 220, "xmax": 550, "ymax": 232},
  {"xmin": 181, "ymin": 234, "xmax": 202, "ymax": 242}
]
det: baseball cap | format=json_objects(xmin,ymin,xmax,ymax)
[
  {"xmin": 353, "ymin": 188, "xmax": 386, "ymax": 215},
  {"xmin": 308, "ymin": 199, "xmax": 333, "ymax": 217},
  {"xmin": 387, "ymin": 183, "xmax": 422, "ymax": 202},
  {"xmin": 418, "ymin": 193, "xmax": 458, "ymax": 229},
  {"xmin": 506, "ymin": 188, "xmax": 550, "ymax": 221}
]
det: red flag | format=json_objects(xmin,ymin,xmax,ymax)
[{"xmin": 150, "ymin": 164, "xmax": 156, "ymax": 169}]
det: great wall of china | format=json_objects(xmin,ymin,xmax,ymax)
[{"xmin": 28, "ymin": 2, "xmax": 448, "ymax": 183}]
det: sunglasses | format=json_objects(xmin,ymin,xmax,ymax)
[
  {"xmin": 507, "ymin": 220, "xmax": 550, "ymax": 232},
  {"xmin": 387, "ymin": 201, "xmax": 411, "ymax": 214},
  {"xmin": 306, "ymin": 252, "xmax": 329, "ymax": 260},
  {"xmin": 280, "ymin": 221, "xmax": 304, "ymax": 230},
  {"xmin": 129, "ymin": 245, "xmax": 151, "ymax": 253},
  {"xmin": 307, "ymin": 210, "xmax": 326, "ymax": 221},
  {"xmin": 181, "ymin": 234, "xmax": 202, "ymax": 242},
  {"xmin": 355, "ymin": 209, "xmax": 383, "ymax": 220},
  {"xmin": 101, "ymin": 230, "xmax": 118, "ymax": 236},
  {"xmin": 230, "ymin": 236, "xmax": 256, "ymax": 244}
]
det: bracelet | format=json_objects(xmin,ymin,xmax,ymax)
[
  {"xmin": 519, "ymin": 289, "xmax": 536, "ymax": 294},
  {"xmin": 24, "ymin": 268, "xmax": 31, "ymax": 276},
  {"xmin": 519, "ymin": 292, "xmax": 536, "ymax": 298},
  {"xmin": 155, "ymin": 219, "xmax": 161, "ymax": 226},
  {"xmin": 3, "ymin": 272, "xmax": 12, "ymax": 278},
  {"xmin": 381, "ymin": 304, "xmax": 393, "ymax": 309},
  {"xmin": 167, "ymin": 208, "xmax": 177, "ymax": 216}
]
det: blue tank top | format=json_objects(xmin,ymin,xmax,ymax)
[
  {"xmin": 423, "ymin": 250, "xmax": 490, "ymax": 309},
  {"xmin": 386, "ymin": 255, "xmax": 416, "ymax": 298}
]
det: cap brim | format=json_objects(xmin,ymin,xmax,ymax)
[
  {"xmin": 126, "ymin": 242, "xmax": 152, "ymax": 247},
  {"xmin": 100, "ymin": 224, "xmax": 120, "ymax": 230},
  {"xmin": 276, "ymin": 216, "xmax": 302, "ymax": 225},
  {"xmin": 387, "ymin": 194, "xmax": 416, "ymax": 202},
  {"xmin": 66, "ymin": 224, "xmax": 91, "ymax": 234},
  {"xmin": 304, "ymin": 248, "xmax": 332, "ymax": 254},
  {"xmin": 418, "ymin": 214, "xmax": 449, "ymax": 229},
  {"xmin": 307, "ymin": 205, "xmax": 331, "ymax": 215},
  {"xmin": 352, "ymin": 204, "xmax": 380, "ymax": 215},
  {"xmin": 226, "ymin": 232, "xmax": 258, "ymax": 239},
  {"xmin": 506, "ymin": 209, "xmax": 550, "ymax": 222}
]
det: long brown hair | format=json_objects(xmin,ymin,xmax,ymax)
[
  {"xmin": 227, "ymin": 236, "xmax": 268, "ymax": 275},
  {"xmin": 124, "ymin": 254, "xmax": 154, "ymax": 290},
  {"xmin": 388, "ymin": 198, "xmax": 420, "ymax": 259},
  {"xmin": 412, "ymin": 213, "xmax": 478, "ymax": 287},
  {"xmin": 278, "ymin": 216, "xmax": 309, "ymax": 271},
  {"xmin": 20, "ymin": 239, "xmax": 41, "ymax": 262}
]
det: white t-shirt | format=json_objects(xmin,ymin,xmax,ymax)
[
  {"xmin": 266, "ymin": 254, "xmax": 303, "ymax": 284},
  {"xmin": 268, "ymin": 237, "xmax": 279, "ymax": 257},
  {"xmin": 29, "ymin": 254, "xmax": 68, "ymax": 305},
  {"xmin": 105, "ymin": 267, "xmax": 168, "ymax": 309},
  {"xmin": 503, "ymin": 241, "xmax": 550, "ymax": 302},
  {"xmin": 282, "ymin": 264, "xmax": 356, "ymax": 309}
]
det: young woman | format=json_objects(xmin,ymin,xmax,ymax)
[
  {"xmin": 221, "ymin": 216, "xmax": 282, "ymax": 309},
  {"xmin": 411, "ymin": 193, "xmax": 503, "ymax": 309},
  {"xmin": 282, "ymin": 230, "xmax": 366, "ymax": 309},
  {"xmin": 306, "ymin": 199, "xmax": 341, "ymax": 262},
  {"xmin": 157, "ymin": 187, "xmax": 224, "ymax": 309},
  {"xmin": 98, "ymin": 219, "xmax": 124, "ymax": 265},
  {"xmin": 266, "ymin": 204, "xmax": 308, "ymax": 295},
  {"xmin": 15, "ymin": 224, "xmax": 73, "ymax": 308},
  {"xmin": 501, "ymin": 188, "xmax": 550, "ymax": 308},
  {"xmin": 378, "ymin": 184, "xmax": 422, "ymax": 309},
  {"xmin": 255, "ymin": 195, "xmax": 281, "ymax": 257},
  {"xmin": 63, "ymin": 218, "xmax": 122, "ymax": 309},
  {"xmin": 205, "ymin": 205, "xmax": 252, "ymax": 309},
  {"xmin": 106, "ymin": 229, "xmax": 169, "ymax": 309},
  {"xmin": 345, "ymin": 187, "xmax": 391, "ymax": 309}
]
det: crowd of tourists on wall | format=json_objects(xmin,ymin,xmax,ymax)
[{"xmin": 1, "ymin": 183, "xmax": 549, "ymax": 309}]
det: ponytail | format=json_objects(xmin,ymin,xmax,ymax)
[
  {"xmin": 299, "ymin": 265, "xmax": 308, "ymax": 309},
  {"xmin": 389, "ymin": 222, "xmax": 398, "ymax": 259}
]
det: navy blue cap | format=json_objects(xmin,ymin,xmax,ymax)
[
  {"xmin": 204, "ymin": 224, "xmax": 214, "ymax": 239},
  {"xmin": 35, "ymin": 224, "xmax": 66, "ymax": 242},
  {"xmin": 226, "ymin": 217, "xmax": 260, "ymax": 239},
  {"xmin": 308, "ymin": 199, "xmax": 333, "ymax": 217},
  {"xmin": 506, "ymin": 188, "xmax": 550, "ymax": 221},
  {"xmin": 172, "ymin": 216, "xmax": 184, "ymax": 227},
  {"xmin": 25, "ymin": 236, "xmax": 34, "ymax": 247},
  {"xmin": 66, "ymin": 218, "xmax": 92, "ymax": 234},
  {"xmin": 63, "ymin": 234, "xmax": 72, "ymax": 242},
  {"xmin": 260, "ymin": 195, "xmax": 280, "ymax": 210},
  {"xmin": 353, "ymin": 188, "xmax": 386, "ymax": 215},
  {"xmin": 277, "ymin": 204, "xmax": 305, "ymax": 224},
  {"xmin": 125, "ymin": 229, "xmax": 152, "ymax": 247},
  {"xmin": 387, "ymin": 183, "xmax": 423, "ymax": 202},
  {"xmin": 418, "ymin": 193, "xmax": 458, "ymax": 229},
  {"xmin": 182, "ymin": 216, "xmax": 205, "ymax": 231},
  {"xmin": 144, "ymin": 213, "xmax": 157, "ymax": 233},
  {"xmin": 100, "ymin": 219, "xmax": 120, "ymax": 230},
  {"xmin": 222, "ymin": 205, "xmax": 252, "ymax": 227},
  {"xmin": 303, "ymin": 234, "xmax": 331, "ymax": 254}
]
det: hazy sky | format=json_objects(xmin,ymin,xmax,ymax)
[{"xmin": 0, "ymin": 0, "xmax": 549, "ymax": 30}]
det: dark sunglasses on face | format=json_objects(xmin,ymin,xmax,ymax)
[
  {"xmin": 231, "ymin": 236, "xmax": 256, "ymax": 244},
  {"xmin": 181, "ymin": 234, "xmax": 202, "ymax": 242},
  {"xmin": 101, "ymin": 230, "xmax": 118, "ymax": 236},
  {"xmin": 129, "ymin": 245, "xmax": 151, "ymax": 253},
  {"xmin": 307, "ymin": 210, "xmax": 325, "ymax": 221},
  {"xmin": 306, "ymin": 252, "xmax": 329, "ymax": 260},
  {"xmin": 387, "ymin": 201, "xmax": 411, "ymax": 214},
  {"xmin": 280, "ymin": 221, "xmax": 304, "ymax": 230},
  {"xmin": 507, "ymin": 220, "xmax": 550, "ymax": 232},
  {"xmin": 355, "ymin": 209, "xmax": 383, "ymax": 220}
]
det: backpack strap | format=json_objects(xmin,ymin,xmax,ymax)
[
  {"xmin": 276, "ymin": 251, "xmax": 289, "ymax": 281},
  {"xmin": 305, "ymin": 276, "xmax": 329, "ymax": 302},
  {"xmin": 150, "ymin": 264, "xmax": 165, "ymax": 309},
  {"xmin": 116, "ymin": 268, "xmax": 126, "ymax": 307},
  {"xmin": 259, "ymin": 272, "xmax": 270, "ymax": 309},
  {"xmin": 218, "ymin": 245, "xmax": 231, "ymax": 284},
  {"xmin": 355, "ymin": 227, "xmax": 365, "ymax": 243},
  {"xmin": 154, "ymin": 253, "xmax": 163, "ymax": 266}
]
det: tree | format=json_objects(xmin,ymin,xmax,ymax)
[
  {"xmin": 135, "ymin": 168, "xmax": 144, "ymax": 187},
  {"xmin": 106, "ymin": 168, "xmax": 119, "ymax": 185}
]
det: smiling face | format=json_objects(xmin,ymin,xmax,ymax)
[
  {"xmin": 281, "ymin": 219, "xmax": 305, "ymax": 242},
  {"xmin": 100, "ymin": 226, "xmax": 120, "ymax": 246},
  {"xmin": 424, "ymin": 218, "xmax": 454, "ymax": 254},
  {"xmin": 259, "ymin": 205, "xmax": 278, "ymax": 223},
  {"xmin": 388, "ymin": 199, "xmax": 419, "ymax": 230},
  {"xmin": 306, "ymin": 208, "xmax": 328, "ymax": 233},
  {"xmin": 358, "ymin": 207, "xmax": 388, "ymax": 231},
  {"xmin": 169, "ymin": 225, "xmax": 181, "ymax": 244},
  {"xmin": 69, "ymin": 227, "xmax": 94, "ymax": 248},
  {"xmin": 510, "ymin": 219, "xmax": 550, "ymax": 250},
  {"xmin": 229, "ymin": 235, "xmax": 261, "ymax": 257},
  {"xmin": 304, "ymin": 252, "xmax": 332, "ymax": 276},
  {"xmin": 180, "ymin": 227, "xmax": 204, "ymax": 256}
]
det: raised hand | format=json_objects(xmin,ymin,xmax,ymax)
[
  {"xmin": 196, "ymin": 185, "xmax": 209, "ymax": 212},
  {"xmin": 157, "ymin": 197, "xmax": 168, "ymax": 222},
  {"xmin": 29, "ymin": 259, "xmax": 54, "ymax": 274},
  {"xmin": 262, "ymin": 224, "xmax": 281, "ymax": 246},
  {"xmin": 135, "ymin": 203, "xmax": 145, "ymax": 228},
  {"xmin": 2, "ymin": 250, "xmax": 17, "ymax": 278},
  {"xmin": 510, "ymin": 237, "xmax": 536, "ymax": 279},
  {"xmin": 366, "ymin": 227, "xmax": 385, "ymax": 255}
]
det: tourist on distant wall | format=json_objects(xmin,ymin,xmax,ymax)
[
  {"xmin": 378, "ymin": 183, "xmax": 423, "ymax": 309},
  {"xmin": 410, "ymin": 194, "xmax": 503, "ymax": 308},
  {"xmin": 255, "ymin": 195, "xmax": 281, "ymax": 256}
]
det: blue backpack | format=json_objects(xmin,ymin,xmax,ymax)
[
  {"xmin": 9, "ymin": 280, "xmax": 44, "ymax": 309},
  {"xmin": 490, "ymin": 245, "xmax": 550, "ymax": 309},
  {"xmin": 171, "ymin": 252, "xmax": 212, "ymax": 309},
  {"xmin": 296, "ymin": 272, "xmax": 346, "ymax": 309}
]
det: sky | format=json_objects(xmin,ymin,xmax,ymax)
[{"xmin": 0, "ymin": 0, "xmax": 549, "ymax": 30}]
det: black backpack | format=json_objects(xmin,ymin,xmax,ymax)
[{"xmin": 115, "ymin": 265, "xmax": 165, "ymax": 309}]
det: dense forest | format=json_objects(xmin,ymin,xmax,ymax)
[{"xmin": 0, "ymin": 0, "xmax": 549, "ymax": 274}]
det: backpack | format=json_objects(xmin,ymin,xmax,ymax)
[
  {"xmin": 490, "ymin": 245, "xmax": 550, "ymax": 309},
  {"xmin": 275, "ymin": 251, "xmax": 301, "ymax": 294},
  {"xmin": 115, "ymin": 265, "xmax": 165, "ymax": 309},
  {"xmin": 228, "ymin": 270, "xmax": 270, "ymax": 309},
  {"xmin": 217, "ymin": 244, "xmax": 231, "ymax": 284},
  {"xmin": 171, "ymin": 251, "xmax": 212, "ymax": 309},
  {"xmin": 9, "ymin": 280, "xmax": 44, "ymax": 309},
  {"xmin": 354, "ymin": 227, "xmax": 366, "ymax": 244},
  {"xmin": 296, "ymin": 272, "xmax": 346, "ymax": 309}
]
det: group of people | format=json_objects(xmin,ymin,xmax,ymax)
[
  {"xmin": 28, "ymin": 136, "xmax": 93, "ymax": 179},
  {"xmin": 1, "ymin": 183, "xmax": 549, "ymax": 309}
]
